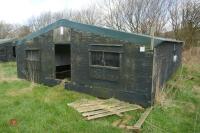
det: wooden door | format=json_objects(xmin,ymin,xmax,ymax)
[{"xmin": 25, "ymin": 49, "xmax": 40, "ymax": 82}]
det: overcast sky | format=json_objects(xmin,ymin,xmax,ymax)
[{"xmin": 0, "ymin": 0, "xmax": 100, "ymax": 24}]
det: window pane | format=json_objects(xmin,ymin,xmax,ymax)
[
  {"xmin": 91, "ymin": 51, "xmax": 103, "ymax": 66},
  {"xmin": 26, "ymin": 50, "xmax": 40, "ymax": 61},
  {"xmin": 0, "ymin": 48, "xmax": 5, "ymax": 56},
  {"xmin": 104, "ymin": 52, "xmax": 120, "ymax": 67}
]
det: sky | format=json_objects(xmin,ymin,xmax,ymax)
[{"xmin": 0, "ymin": 0, "xmax": 100, "ymax": 24}]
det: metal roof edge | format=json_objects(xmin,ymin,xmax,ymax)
[
  {"xmin": 0, "ymin": 38, "xmax": 17, "ymax": 45},
  {"xmin": 17, "ymin": 19, "xmax": 183, "ymax": 47}
]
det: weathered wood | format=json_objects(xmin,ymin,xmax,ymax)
[
  {"xmin": 132, "ymin": 107, "xmax": 153, "ymax": 131},
  {"xmin": 86, "ymin": 106, "xmax": 141, "ymax": 120},
  {"xmin": 126, "ymin": 126, "xmax": 141, "ymax": 133},
  {"xmin": 83, "ymin": 109, "xmax": 109, "ymax": 117},
  {"xmin": 77, "ymin": 102, "xmax": 129, "ymax": 113},
  {"xmin": 82, "ymin": 104, "xmax": 126, "ymax": 117},
  {"xmin": 68, "ymin": 98, "xmax": 143, "ymax": 120},
  {"xmin": 113, "ymin": 115, "xmax": 133, "ymax": 129},
  {"xmin": 112, "ymin": 119, "xmax": 123, "ymax": 127},
  {"xmin": 121, "ymin": 115, "xmax": 132, "ymax": 125}
]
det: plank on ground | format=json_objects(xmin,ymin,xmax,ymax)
[
  {"xmin": 82, "ymin": 104, "xmax": 128, "ymax": 117},
  {"xmin": 77, "ymin": 103, "xmax": 125, "ymax": 113},
  {"xmin": 131, "ymin": 107, "xmax": 153, "ymax": 131},
  {"xmin": 86, "ymin": 106, "xmax": 141, "ymax": 120},
  {"xmin": 83, "ymin": 104, "xmax": 132, "ymax": 117}
]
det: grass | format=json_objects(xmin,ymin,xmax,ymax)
[{"xmin": 0, "ymin": 50, "xmax": 200, "ymax": 133}]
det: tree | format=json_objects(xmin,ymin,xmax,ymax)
[
  {"xmin": 28, "ymin": 11, "xmax": 53, "ymax": 32},
  {"xmin": 169, "ymin": 0, "xmax": 200, "ymax": 48},
  {"xmin": 0, "ymin": 21, "xmax": 12, "ymax": 39},
  {"xmin": 99, "ymin": 0, "xmax": 172, "ymax": 35}
]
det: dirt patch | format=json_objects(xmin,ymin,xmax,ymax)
[
  {"xmin": 0, "ymin": 77, "xmax": 20, "ymax": 82},
  {"xmin": 43, "ymin": 88, "xmax": 64, "ymax": 103},
  {"xmin": 6, "ymin": 83, "xmax": 35, "ymax": 96}
]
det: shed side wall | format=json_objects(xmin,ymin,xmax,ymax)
[{"xmin": 152, "ymin": 42, "xmax": 182, "ymax": 101}]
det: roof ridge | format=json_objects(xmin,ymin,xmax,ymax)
[{"xmin": 18, "ymin": 19, "xmax": 183, "ymax": 47}]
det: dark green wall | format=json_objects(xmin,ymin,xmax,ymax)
[
  {"xmin": 17, "ymin": 27, "xmax": 182, "ymax": 107},
  {"xmin": 152, "ymin": 42, "xmax": 182, "ymax": 102},
  {"xmin": 67, "ymin": 29, "xmax": 153, "ymax": 107},
  {"xmin": 0, "ymin": 42, "xmax": 16, "ymax": 62}
]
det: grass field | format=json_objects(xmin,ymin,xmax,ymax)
[{"xmin": 0, "ymin": 50, "xmax": 199, "ymax": 132}]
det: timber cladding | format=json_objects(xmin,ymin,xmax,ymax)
[
  {"xmin": 68, "ymin": 29, "xmax": 153, "ymax": 107},
  {"xmin": 152, "ymin": 42, "xmax": 182, "ymax": 101},
  {"xmin": 16, "ymin": 19, "xmax": 183, "ymax": 107},
  {"xmin": 0, "ymin": 39, "xmax": 16, "ymax": 62}
]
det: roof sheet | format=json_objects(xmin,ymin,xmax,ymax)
[
  {"xmin": 18, "ymin": 19, "xmax": 183, "ymax": 47},
  {"xmin": 0, "ymin": 38, "xmax": 16, "ymax": 45}
]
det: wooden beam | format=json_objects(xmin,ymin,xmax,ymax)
[{"xmin": 131, "ymin": 107, "xmax": 153, "ymax": 132}]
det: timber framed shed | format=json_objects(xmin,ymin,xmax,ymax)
[
  {"xmin": 16, "ymin": 19, "xmax": 183, "ymax": 107},
  {"xmin": 0, "ymin": 38, "xmax": 16, "ymax": 62}
]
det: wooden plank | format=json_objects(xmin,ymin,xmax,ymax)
[
  {"xmin": 112, "ymin": 119, "xmax": 123, "ymax": 127},
  {"xmin": 103, "ymin": 105, "xmax": 133, "ymax": 117},
  {"xmin": 132, "ymin": 107, "xmax": 153, "ymax": 131},
  {"xmin": 77, "ymin": 106, "xmax": 104, "ymax": 113},
  {"xmin": 120, "ymin": 115, "xmax": 132, "ymax": 125},
  {"xmin": 68, "ymin": 98, "xmax": 143, "ymax": 121},
  {"xmin": 87, "ymin": 106, "xmax": 141, "ymax": 120},
  {"xmin": 76, "ymin": 102, "xmax": 108, "ymax": 110},
  {"xmin": 83, "ymin": 109, "xmax": 110, "ymax": 117},
  {"xmin": 82, "ymin": 104, "xmax": 130, "ymax": 117},
  {"xmin": 126, "ymin": 126, "xmax": 141, "ymax": 133},
  {"xmin": 77, "ymin": 103, "xmax": 124, "ymax": 113},
  {"xmin": 86, "ymin": 111, "xmax": 115, "ymax": 120}
]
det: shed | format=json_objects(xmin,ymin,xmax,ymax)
[
  {"xmin": 0, "ymin": 38, "xmax": 16, "ymax": 62},
  {"xmin": 16, "ymin": 19, "xmax": 183, "ymax": 107}
]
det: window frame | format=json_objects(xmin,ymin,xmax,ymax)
[
  {"xmin": 0, "ymin": 47, "xmax": 6, "ymax": 56},
  {"xmin": 25, "ymin": 49, "xmax": 40, "ymax": 62},
  {"xmin": 89, "ymin": 50, "xmax": 121, "ymax": 69}
]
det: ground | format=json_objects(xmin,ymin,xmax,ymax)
[{"xmin": 0, "ymin": 50, "xmax": 199, "ymax": 132}]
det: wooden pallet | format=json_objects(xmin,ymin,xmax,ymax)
[
  {"xmin": 68, "ymin": 98, "xmax": 143, "ymax": 120},
  {"xmin": 112, "ymin": 107, "xmax": 153, "ymax": 133}
]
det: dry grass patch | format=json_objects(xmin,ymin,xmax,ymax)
[
  {"xmin": 193, "ymin": 85, "xmax": 200, "ymax": 93},
  {"xmin": 0, "ymin": 77, "xmax": 20, "ymax": 82},
  {"xmin": 43, "ymin": 87, "xmax": 65, "ymax": 103},
  {"xmin": 6, "ymin": 83, "xmax": 35, "ymax": 96},
  {"xmin": 155, "ymin": 90, "xmax": 177, "ymax": 109}
]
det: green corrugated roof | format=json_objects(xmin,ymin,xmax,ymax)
[
  {"xmin": 0, "ymin": 38, "xmax": 16, "ymax": 45},
  {"xmin": 18, "ymin": 19, "xmax": 183, "ymax": 47}
]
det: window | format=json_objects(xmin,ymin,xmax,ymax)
[
  {"xmin": 104, "ymin": 52, "xmax": 120, "ymax": 67},
  {"xmin": 0, "ymin": 48, "xmax": 5, "ymax": 56},
  {"xmin": 90, "ymin": 51, "xmax": 120, "ymax": 68},
  {"xmin": 26, "ymin": 50, "xmax": 40, "ymax": 61},
  {"xmin": 91, "ymin": 51, "xmax": 103, "ymax": 66}
]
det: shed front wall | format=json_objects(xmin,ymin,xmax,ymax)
[
  {"xmin": 17, "ymin": 31, "xmax": 58, "ymax": 84},
  {"xmin": 17, "ymin": 28, "xmax": 154, "ymax": 107},
  {"xmin": 67, "ymin": 29, "xmax": 153, "ymax": 107}
]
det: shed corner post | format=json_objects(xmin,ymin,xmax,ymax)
[
  {"xmin": 150, "ymin": 26, "xmax": 155, "ymax": 50},
  {"xmin": 150, "ymin": 26, "xmax": 156, "ymax": 105}
]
